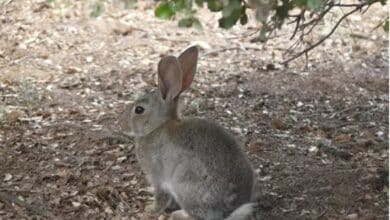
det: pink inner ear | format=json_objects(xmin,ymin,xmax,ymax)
[
  {"xmin": 158, "ymin": 76, "xmax": 167, "ymax": 99},
  {"xmin": 178, "ymin": 46, "xmax": 198, "ymax": 92},
  {"xmin": 157, "ymin": 56, "xmax": 183, "ymax": 101}
]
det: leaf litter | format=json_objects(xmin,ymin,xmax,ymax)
[{"xmin": 0, "ymin": 0, "xmax": 388, "ymax": 219}]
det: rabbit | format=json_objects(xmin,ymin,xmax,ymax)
[{"xmin": 120, "ymin": 46, "xmax": 255, "ymax": 220}]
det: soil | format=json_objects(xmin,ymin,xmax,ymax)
[{"xmin": 0, "ymin": 1, "xmax": 388, "ymax": 219}]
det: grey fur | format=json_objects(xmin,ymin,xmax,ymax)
[{"xmin": 120, "ymin": 46, "xmax": 255, "ymax": 220}]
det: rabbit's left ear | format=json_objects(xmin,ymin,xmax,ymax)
[
  {"xmin": 158, "ymin": 55, "xmax": 183, "ymax": 101},
  {"xmin": 178, "ymin": 46, "xmax": 199, "ymax": 92}
]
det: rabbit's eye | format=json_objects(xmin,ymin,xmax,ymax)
[{"xmin": 134, "ymin": 106, "xmax": 145, "ymax": 114}]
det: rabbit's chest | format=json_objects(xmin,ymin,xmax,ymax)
[
  {"xmin": 135, "ymin": 141, "xmax": 165, "ymax": 177},
  {"xmin": 135, "ymin": 145, "xmax": 158, "ymax": 167}
]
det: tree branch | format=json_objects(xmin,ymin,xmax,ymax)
[
  {"xmin": 290, "ymin": 9, "xmax": 305, "ymax": 40},
  {"xmin": 281, "ymin": 4, "xmax": 367, "ymax": 65}
]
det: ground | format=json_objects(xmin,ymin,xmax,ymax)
[{"xmin": 0, "ymin": 0, "xmax": 388, "ymax": 219}]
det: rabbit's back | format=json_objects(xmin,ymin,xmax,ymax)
[
  {"xmin": 166, "ymin": 118, "xmax": 252, "ymax": 171},
  {"xmin": 155, "ymin": 118, "xmax": 254, "ymax": 218}
]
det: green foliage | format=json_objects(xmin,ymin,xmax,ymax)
[
  {"xmin": 155, "ymin": 2, "xmax": 175, "ymax": 19},
  {"xmin": 259, "ymin": 25, "xmax": 269, "ymax": 42},
  {"xmin": 384, "ymin": 20, "xmax": 389, "ymax": 32},
  {"xmin": 207, "ymin": 0, "xmax": 223, "ymax": 11},
  {"xmin": 153, "ymin": 0, "xmax": 387, "ymax": 42},
  {"xmin": 240, "ymin": 13, "xmax": 248, "ymax": 25},
  {"xmin": 307, "ymin": 0, "xmax": 324, "ymax": 11},
  {"xmin": 367, "ymin": 0, "xmax": 387, "ymax": 5},
  {"xmin": 219, "ymin": 0, "xmax": 243, "ymax": 29},
  {"xmin": 90, "ymin": 1, "xmax": 103, "ymax": 18},
  {"xmin": 155, "ymin": 0, "xmax": 203, "ymax": 30},
  {"xmin": 294, "ymin": 0, "xmax": 307, "ymax": 7},
  {"xmin": 195, "ymin": 0, "xmax": 204, "ymax": 7}
]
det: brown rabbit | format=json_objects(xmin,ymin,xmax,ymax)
[{"xmin": 120, "ymin": 46, "xmax": 255, "ymax": 220}]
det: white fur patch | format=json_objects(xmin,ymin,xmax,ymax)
[{"xmin": 162, "ymin": 182, "xmax": 178, "ymax": 201}]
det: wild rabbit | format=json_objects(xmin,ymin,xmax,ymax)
[{"xmin": 120, "ymin": 46, "xmax": 255, "ymax": 220}]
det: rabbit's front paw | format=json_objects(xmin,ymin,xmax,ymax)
[
  {"xmin": 169, "ymin": 210, "xmax": 193, "ymax": 220},
  {"xmin": 146, "ymin": 190, "xmax": 172, "ymax": 214}
]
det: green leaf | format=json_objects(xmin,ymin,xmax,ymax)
[
  {"xmin": 207, "ymin": 0, "xmax": 223, "ymax": 12},
  {"xmin": 384, "ymin": 20, "xmax": 389, "ymax": 32},
  {"xmin": 178, "ymin": 17, "xmax": 193, "ymax": 27},
  {"xmin": 218, "ymin": 0, "xmax": 242, "ymax": 29},
  {"xmin": 294, "ymin": 0, "xmax": 307, "ymax": 7},
  {"xmin": 90, "ymin": 2, "xmax": 103, "ymax": 18},
  {"xmin": 173, "ymin": 0, "xmax": 188, "ymax": 11},
  {"xmin": 367, "ymin": 0, "xmax": 387, "ymax": 5},
  {"xmin": 275, "ymin": 6, "xmax": 288, "ymax": 19},
  {"xmin": 195, "ymin": 0, "xmax": 204, "ymax": 7},
  {"xmin": 218, "ymin": 17, "xmax": 233, "ymax": 29},
  {"xmin": 222, "ymin": 0, "xmax": 241, "ymax": 17},
  {"xmin": 155, "ymin": 2, "xmax": 175, "ymax": 20},
  {"xmin": 259, "ymin": 25, "xmax": 268, "ymax": 42},
  {"xmin": 192, "ymin": 17, "xmax": 203, "ymax": 30},
  {"xmin": 240, "ymin": 13, "xmax": 248, "ymax": 25},
  {"xmin": 307, "ymin": 0, "xmax": 323, "ymax": 11}
]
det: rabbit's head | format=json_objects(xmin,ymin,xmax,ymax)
[{"xmin": 120, "ymin": 46, "xmax": 199, "ymax": 137}]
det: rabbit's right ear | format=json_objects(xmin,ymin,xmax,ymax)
[
  {"xmin": 178, "ymin": 46, "xmax": 198, "ymax": 92},
  {"xmin": 158, "ymin": 55, "xmax": 183, "ymax": 101}
]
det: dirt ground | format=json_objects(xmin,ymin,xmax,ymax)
[{"xmin": 0, "ymin": 0, "xmax": 388, "ymax": 219}]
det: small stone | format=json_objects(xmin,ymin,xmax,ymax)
[
  {"xmin": 287, "ymin": 144, "xmax": 296, "ymax": 148},
  {"xmin": 71, "ymin": 201, "xmax": 81, "ymax": 208},
  {"xmin": 259, "ymin": 175, "xmax": 272, "ymax": 181},
  {"xmin": 346, "ymin": 213, "xmax": 358, "ymax": 219},
  {"xmin": 86, "ymin": 56, "xmax": 94, "ymax": 63},
  {"xmin": 117, "ymin": 156, "xmax": 127, "ymax": 163},
  {"xmin": 104, "ymin": 206, "xmax": 113, "ymax": 214},
  {"xmin": 231, "ymin": 127, "xmax": 242, "ymax": 135},
  {"xmin": 65, "ymin": 66, "xmax": 82, "ymax": 74},
  {"xmin": 4, "ymin": 173, "xmax": 12, "ymax": 181},
  {"xmin": 376, "ymin": 131, "xmax": 384, "ymax": 137},
  {"xmin": 309, "ymin": 146, "xmax": 318, "ymax": 153}
]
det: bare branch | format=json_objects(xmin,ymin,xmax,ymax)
[
  {"xmin": 290, "ymin": 10, "xmax": 306, "ymax": 40},
  {"xmin": 332, "ymin": 3, "xmax": 367, "ymax": 7},
  {"xmin": 282, "ymin": 4, "xmax": 368, "ymax": 65},
  {"xmin": 371, "ymin": 15, "xmax": 389, "ymax": 31},
  {"xmin": 302, "ymin": 4, "xmax": 334, "ymax": 35}
]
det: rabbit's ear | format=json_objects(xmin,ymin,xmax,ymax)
[
  {"xmin": 178, "ymin": 46, "xmax": 198, "ymax": 92},
  {"xmin": 158, "ymin": 55, "xmax": 183, "ymax": 101}
]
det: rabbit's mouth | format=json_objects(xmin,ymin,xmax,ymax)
[{"xmin": 130, "ymin": 122, "xmax": 148, "ymax": 137}]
